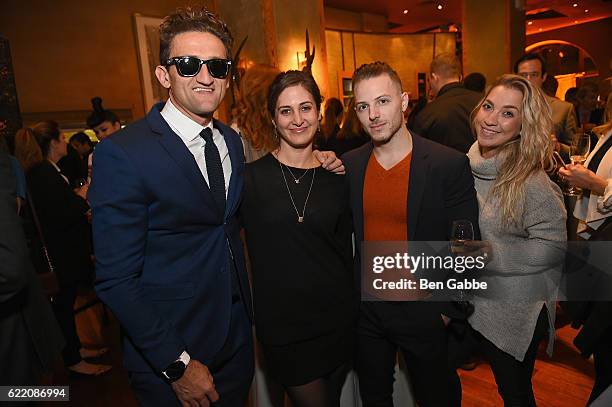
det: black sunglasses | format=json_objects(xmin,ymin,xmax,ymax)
[{"xmin": 165, "ymin": 56, "xmax": 232, "ymax": 79}]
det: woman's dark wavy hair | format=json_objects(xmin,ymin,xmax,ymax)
[{"xmin": 267, "ymin": 70, "xmax": 322, "ymax": 119}]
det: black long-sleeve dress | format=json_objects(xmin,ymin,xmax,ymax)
[
  {"xmin": 26, "ymin": 160, "xmax": 93, "ymax": 366},
  {"xmin": 241, "ymin": 153, "xmax": 356, "ymax": 386}
]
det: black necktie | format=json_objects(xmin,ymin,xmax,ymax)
[{"xmin": 200, "ymin": 127, "xmax": 226, "ymax": 215}]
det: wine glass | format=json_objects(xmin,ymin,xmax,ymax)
[
  {"xmin": 451, "ymin": 220, "xmax": 474, "ymax": 255},
  {"xmin": 566, "ymin": 134, "xmax": 591, "ymax": 196}
]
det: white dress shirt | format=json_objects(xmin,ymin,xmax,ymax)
[
  {"xmin": 574, "ymin": 128, "xmax": 612, "ymax": 238},
  {"xmin": 161, "ymin": 99, "xmax": 232, "ymax": 197}
]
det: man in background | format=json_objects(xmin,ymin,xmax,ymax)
[
  {"xmin": 412, "ymin": 53, "xmax": 482, "ymax": 153},
  {"xmin": 58, "ymin": 132, "xmax": 92, "ymax": 186},
  {"xmin": 515, "ymin": 53, "xmax": 577, "ymax": 157}
]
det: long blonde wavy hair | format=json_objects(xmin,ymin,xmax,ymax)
[
  {"xmin": 473, "ymin": 74, "xmax": 554, "ymax": 226},
  {"xmin": 236, "ymin": 64, "xmax": 280, "ymax": 152}
]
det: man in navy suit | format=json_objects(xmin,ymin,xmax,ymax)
[{"xmin": 90, "ymin": 8, "xmax": 341, "ymax": 406}]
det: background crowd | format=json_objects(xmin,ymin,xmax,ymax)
[{"xmin": 1, "ymin": 6, "xmax": 611, "ymax": 407}]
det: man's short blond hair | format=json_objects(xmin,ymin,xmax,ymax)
[{"xmin": 430, "ymin": 53, "xmax": 462, "ymax": 79}]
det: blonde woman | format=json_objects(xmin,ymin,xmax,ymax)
[{"xmin": 463, "ymin": 74, "xmax": 566, "ymax": 406}]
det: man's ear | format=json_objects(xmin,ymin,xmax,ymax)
[
  {"xmin": 401, "ymin": 92, "xmax": 410, "ymax": 112},
  {"xmin": 542, "ymin": 72, "xmax": 548, "ymax": 82},
  {"xmin": 155, "ymin": 65, "xmax": 172, "ymax": 89}
]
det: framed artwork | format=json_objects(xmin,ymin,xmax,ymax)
[
  {"xmin": 337, "ymin": 70, "xmax": 354, "ymax": 108},
  {"xmin": 132, "ymin": 14, "xmax": 168, "ymax": 112}
]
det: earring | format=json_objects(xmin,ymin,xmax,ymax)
[{"xmin": 273, "ymin": 125, "xmax": 279, "ymax": 141}]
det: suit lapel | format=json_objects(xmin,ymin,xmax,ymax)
[
  {"xmin": 407, "ymin": 134, "xmax": 430, "ymax": 241},
  {"xmin": 147, "ymin": 105, "xmax": 217, "ymax": 213}
]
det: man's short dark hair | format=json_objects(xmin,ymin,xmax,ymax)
[
  {"xmin": 513, "ymin": 53, "xmax": 546, "ymax": 75},
  {"xmin": 463, "ymin": 72, "xmax": 486, "ymax": 93},
  {"xmin": 70, "ymin": 131, "xmax": 92, "ymax": 146},
  {"xmin": 352, "ymin": 61, "xmax": 403, "ymax": 92},
  {"xmin": 159, "ymin": 7, "xmax": 233, "ymax": 65}
]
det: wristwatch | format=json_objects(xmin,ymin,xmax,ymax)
[{"xmin": 162, "ymin": 351, "xmax": 191, "ymax": 383}]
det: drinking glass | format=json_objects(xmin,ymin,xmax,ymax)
[
  {"xmin": 566, "ymin": 134, "xmax": 591, "ymax": 196},
  {"xmin": 451, "ymin": 220, "xmax": 474, "ymax": 255}
]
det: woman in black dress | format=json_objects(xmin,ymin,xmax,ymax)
[
  {"xmin": 241, "ymin": 71, "xmax": 356, "ymax": 407},
  {"xmin": 22, "ymin": 121, "xmax": 111, "ymax": 376}
]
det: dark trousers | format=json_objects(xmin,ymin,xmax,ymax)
[
  {"xmin": 589, "ymin": 326, "xmax": 612, "ymax": 405},
  {"xmin": 453, "ymin": 307, "xmax": 548, "ymax": 407},
  {"xmin": 356, "ymin": 302, "xmax": 460, "ymax": 407},
  {"xmin": 52, "ymin": 281, "xmax": 82, "ymax": 366},
  {"xmin": 129, "ymin": 299, "xmax": 254, "ymax": 407}
]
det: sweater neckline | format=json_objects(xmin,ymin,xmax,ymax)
[{"xmin": 467, "ymin": 142, "xmax": 497, "ymax": 181}]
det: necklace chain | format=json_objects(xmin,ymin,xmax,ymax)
[
  {"xmin": 278, "ymin": 161, "xmax": 316, "ymax": 223},
  {"xmin": 284, "ymin": 165, "xmax": 311, "ymax": 184}
]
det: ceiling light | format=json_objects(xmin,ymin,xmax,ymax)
[
  {"xmin": 572, "ymin": 3, "xmax": 578, "ymax": 7},
  {"xmin": 538, "ymin": 28, "xmax": 542, "ymax": 32},
  {"xmin": 559, "ymin": 52, "xmax": 564, "ymax": 58},
  {"xmin": 403, "ymin": 9, "xmax": 408, "ymax": 14},
  {"xmin": 437, "ymin": 4, "xmax": 443, "ymax": 10},
  {"xmin": 585, "ymin": 9, "xmax": 589, "ymax": 13},
  {"xmin": 527, "ymin": 21, "xmax": 533, "ymax": 25},
  {"xmin": 574, "ymin": 20, "xmax": 579, "ymax": 23}
]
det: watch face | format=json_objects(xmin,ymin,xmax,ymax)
[{"xmin": 166, "ymin": 361, "xmax": 186, "ymax": 380}]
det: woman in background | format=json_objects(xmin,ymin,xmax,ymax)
[
  {"xmin": 17, "ymin": 121, "xmax": 111, "ymax": 376},
  {"xmin": 575, "ymin": 84, "xmax": 604, "ymax": 131},
  {"xmin": 464, "ymin": 74, "xmax": 566, "ymax": 406},
  {"xmin": 329, "ymin": 98, "xmax": 369, "ymax": 157},
  {"xmin": 317, "ymin": 97, "xmax": 343, "ymax": 151},
  {"xmin": 559, "ymin": 120, "xmax": 612, "ymax": 404},
  {"xmin": 233, "ymin": 64, "xmax": 281, "ymax": 162}
]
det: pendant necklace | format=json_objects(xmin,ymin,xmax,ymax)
[
  {"xmin": 278, "ymin": 160, "xmax": 316, "ymax": 223},
  {"xmin": 284, "ymin": 165, "xmax": 311, "ymax": 184}
]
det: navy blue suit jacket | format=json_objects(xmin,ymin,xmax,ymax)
[{"xmin": 89, "ymin": 103, "xmax": 251, "ymax": 374}]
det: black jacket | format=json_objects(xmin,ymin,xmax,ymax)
[
  {"xmin": 343, "ymin": 133, "xmax": 480, "ymax": 319},
  {"xmin": 26, "ymin": 161, "xmax": 92, "ymax": 285},
  {"xmin": 412, "ymin": 82, "xmax": 482, "ymax": 153}
]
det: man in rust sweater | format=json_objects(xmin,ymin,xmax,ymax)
[{"xmin": 343, "ymin": 61, "xmax": 479, "ymax": 406}]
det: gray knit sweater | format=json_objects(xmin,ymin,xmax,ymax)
[{"xmin": 467, "ymin": 142, "xmax": 567, "ymax": 361}]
